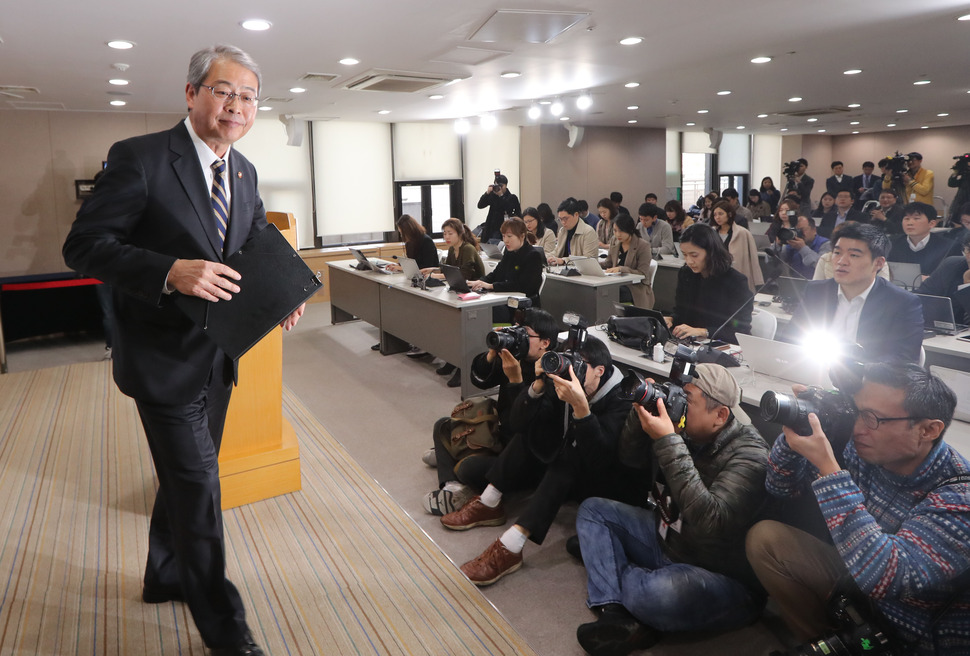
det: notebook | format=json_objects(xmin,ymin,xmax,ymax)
[
  {"xmin": 440, "ymin": 264, "xmax": 472, "ymax": 293},
  {"xmin": 735, "ymin": 333, "xmax": 832, "ymax": 387},
  {"xmin": 348, "ymin": 247, "xmax": 392, "ymax": 274},
  {"xmin": 917, "ymin": 293, "xmax": 967, "ymax": 336},
  {"xmin": 887, "ymin": 261, "xmax": 922, "ymax": 290},
  {"xmin": 481, "ymin": 242, "xmax": 504, "ymax": 259}
]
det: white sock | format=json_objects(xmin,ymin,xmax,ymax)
[
  {"xmin": 500, "ymin": 527, "xmax": 528, "ymax": 554},
  {"xmin": 479, "ymin": 484, "xmax": 503, "ymax": 508}
]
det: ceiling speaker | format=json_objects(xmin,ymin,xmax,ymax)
[
  {"xmin": 565, "ymin": 123, "xmax": 585, "ymax": 149},
  {"xmin": 279, "ymin": 114, "xmax": 305, "ymax": 147},
  {"xmin": 704, "ymin": 127, "xmax": 722, "ymax": 150}
]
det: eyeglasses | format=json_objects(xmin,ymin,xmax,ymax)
[
  {"xmin": 856, "ymin": 408, "xmax": 925, "ymax": 430},
  {"xmin": 200, "ymin": 85, "xmax": 259, "ymax": 106}
]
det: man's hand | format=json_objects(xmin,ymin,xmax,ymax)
[
  {"xmin": 168, "ymin": 259, "xmax": 240, "ymax": 302},
  {"xmin": 787, "ymin": 237, "xmax": 806, "ymax": 250},
  {"xmin": 546, "ymin": 365, "xmax": 590, "ymax": 419},
  {"xmin": 498, "ymin": 348, "xmax": 523, "ymax": 383},
  {"xmin": 280, "ymin": 302, "xmax": 305, "ymax": 331},
  {"xmin": 672, "ymin": 324, "xmax": 706, "ymax": 340},
  {"xmin": 782, "ymin": 413, "xmax": 840, "ymax": 476},
  {"xmin": 634, "ymin": 396, "xmax": 678, "ymax": 440},
  {"xmin": 870, "ymin": 208, "xmax": 886, "ymax": 221}
]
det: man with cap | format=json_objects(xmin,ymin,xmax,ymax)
[
  {"xmin": 477, "ymin": 173, "xmax": 521, "ymax": 243},
  {"xmin": 573, "ymin": 363, "xmax": 769, "ymax": 655},
  {"xmin": 883, "ymin": 152, "xmax": 934, "ymax": 205}
]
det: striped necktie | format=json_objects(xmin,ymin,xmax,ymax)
[{"xmin": 210, "ymin": 158, "xmax": 229, "ymax": 249}]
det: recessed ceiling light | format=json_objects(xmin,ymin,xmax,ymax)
[
  {"xmin": 817, "ymin": 129, "xmax": 826, "ymax": 133},
  {"xmin": 500, "ymin": 71, "xmax": 521, "ymax": 78},
  {"xmin": 527, "ymin": 104, "xmax": 540, "ymax": 120},
  {"xmin": 736, "ymin": 125, "xmax": 745, "ymax": 130},
  {"xmin": 576, "ymin": 93, "xmax": 592, "ymax": 110},
  {"xmin": 887, "ymin": 123, "xmax": 896, "ymax": 127},
  {"xmin": 697, "ymin": 109, "xmax": 709, "ymax": 114},
  {"xmin": 788, "ymin": 97, "xmax": 802, "ymax": 102},
  {"xmin": 559, "ymin": 116, "xmax": 570, "ymax": 122},
  {"xmin": 896, "ymin": 109, "xmax": 908, "ymax": 113},
  {"xmin": 109, "ymin": 79, "xmax": 129, "ymax": 86},
  {"xmin": 627, "ymin": 105, "xmax": 639, "ymax": 110},
  {"xmin": 850, "ymin": 121, "xmax": 860, "ymax": 125},
  {"xmin": 624, "ymin": 82, "xmax": 640, "ymax": 88},
  {"xmin": 109, "ymin": 100, "xmax": 126, "ymax": 106},
  {"xmin": 757, "ymin": 113, "xmax": 768, "ymax": 118},
  {"xmin": 848, "ymin": 103, "xmax": 861, "ymax": 108},
  {"xmin": 959, "ymin": 13, "xmax": 970, "ymax": 20},
  {"xmin": 686, "ymin": 122, "xmax": 696, "ymax": 126},
  {"xmin": 550, "ymin": 100, "xmax": 564, "ymax": 116},
  {"xmin": 339, "ymin": 57, "xmax": 359, "ymax": 66},
  {"xmin": 914, "ymin": 80, "xmax": 931, "ymax": 85},
  {"xmin": 807, "ymin": 117, "xmax": 818, "ymax": 122},
  {"xmin": 619, "ymin": 36, "xmax": 643, "ymax": 45},
  {"xmin": 852, "ymin": 131, "xmax": 859, "ymax": 134},
  {"xmin": 240, "ymin": 19, "xmax": 272, "ymax": 31},
  {"xmin": 258, "ymin": 106, "xmax": 272, "ymax": 111},
  {"xmin": 290, "ymin": 87, "xmax": 306, "ymax": 93},
  {"xmin": 538, "ymin": 100, "xmax": 551, "ymax": 105},
  {"xmin": 921, "ymin": 126, "xmax": 929, "ymax": 129},
  {"xmin": 628, "ymin": 119, "xmax": 638, "ymax": 124},
  {"xmin": 780, "ymin": 128, "xmax": 789, "ymax": 132},
  {"xmin": 938, "ymin": 112, "xmax": 949, "ymax": 117},
  {"xmin": 107, "ymin": 40, "xmax": 134, "ymax": 50},
  {"xmin": 428, "ymin": 94, "xmax": 444, "ymax": 100},
  {"xmin": 751, "ymin": 56, "xmax": 772, "ymax": 64},
  {"xmin": 378, "ymin": 109, "xmax": 391, "ymax": 115},
  {"xmin": 717, "ymin": 90, "xmax": 731, "ymax": 96},
  {"xmin": 843, "ymin": 69, "xmax": 862, "ymax": 75}
]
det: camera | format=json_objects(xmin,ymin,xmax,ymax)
[
  {"xmin": 486, "ymin": 326, "xmax": 531, "ymax": 360},
  {"xmin": 783, "ymin": 160, "xmax": 801, "ymax": 179},
  {"xmin": 618, "ymin": 344, "xmax": 698, "ymax": 429},
  {"xmin": 777, "ymin": 226, "xmax": 803, "ymax": 243},
  {"xmin": 953, "ymin": 153, "xmax": 970, "ymax": 175},
  {"xmin": 759, "ymin": 386, "xmax": 857, "ymax": 437},
  {"xmin": 884, "ymin": 152, "xmax": 910, "ymax": 179},
  {"xmin": 540, "ymin": 312, "xmax": 588, "ymax": 383},
  {"xmin": 770, "ymin": 591, "xmax": 901, "ymax": 656}
]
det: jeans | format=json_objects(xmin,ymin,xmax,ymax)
[{"xmin": 577, "ymin": 497, "xmax": 762, "ymax": 633}]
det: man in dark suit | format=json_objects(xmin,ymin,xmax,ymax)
[
  {"xmin": 818, "ymin": 190, "xmax": 867, "ymax": 239},
  {"xmin": 853, "ymin": 160, "xmax": 879, "ymax": 208},
  {"xmin": 825, "ymin": 161, "xmax": 855, "ymax": 197},
  {"xmin": 787, "ymin": 222, "xmax": 923, "ymax": 363},
  {"xmin": 919, "ymin": 248, "xmax": 970, "ymax": 324},
  {"xmin": 63, "ymin": 45, "xmax": 302, "ymax": 656},
  {"xmin": 888, "ymin": 202, "xmax": 956, "ymax": 276},
  {"xmin": 867, "ymin": 189, "xmax": 905, "ymax": 235}
]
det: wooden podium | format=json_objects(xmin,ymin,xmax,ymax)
[{"xmin": 218, "ymin": 212, "xmax": 304, "ymax": 509}]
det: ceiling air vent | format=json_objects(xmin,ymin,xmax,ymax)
[
  {"xmin": 260, "ymin": 97, "xmax": 293, "ymax": 104},
  {"xmin": 776, "ymin": 106, "xmax": 851, "ymax": 118},
  {"xmin": 299, "ymin": 73, "xmax": 338, "ymax": 83},
  {"xmin": 342, "ymin": 70, "xmax": 452, "ymax": 93},
  {"xmin": 0, "ymin": 85, "xmax": 40, "ymax": 99}
]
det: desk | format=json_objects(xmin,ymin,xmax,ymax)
[
  {"xmin": 540, "ymin": 271, "xmax": 643, "ymax": 325},
  {"xmin": 328, "ymin": 260, "xmax": 513, "ymax": 398}
]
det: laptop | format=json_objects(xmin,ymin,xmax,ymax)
[
  {"xmin": 776, "ymin": 276, "xmax": 808, "ymax": 305},
  {"xmin": 672, "ymin": 241, "xmax": 682, "ymax": 258},
  {"xmin": 748, "ymin": 221, "xmax": 771, "ymax": 236},
  {"xmin": 440, "ymin": 264, "xmax": 472, "ymax": 293},
  {"xmin": 612, "ymin": 303, "xmax": 665, "ymax": 321},
  {"xmin": 917, "ymin": 293, "xmax": 967, "ymax": 336},
  {"xmin": 481, "ymin": 242, "xmax": 504, "ymax": 259},
  {"xmin": 569, "ymin": 256, "xmax": 617, "ymax": 277},
  {"xmin": 887, "ymin": 261, "xmax": 922, "ymax": 290},
  {"xmin": 752, "ymin": 233, "xmax": 771, "ymax": 249},
  {"xmin": 735, "ymin": 333, "xmax": 832, "ymax": 387},
  {"xmin": 348, "ymin": 247, "xmax": 392, "ymax": 274}
]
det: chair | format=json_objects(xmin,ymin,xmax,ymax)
[
  {"xmin": 647, "ymin": 259, "xmax": 658, "ymax": 287},
  {"xmin": 750, "ymin": 308, "xmax": 778, "ymax": 340}
]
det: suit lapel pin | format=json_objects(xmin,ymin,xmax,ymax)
[{"xmin": 237, "ymin": 171, "xmax": 243, "ymax": 179}]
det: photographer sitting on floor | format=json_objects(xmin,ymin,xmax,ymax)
[
  {"xmin": 441, "ymin": 335, "xmax": 646, "ymax": 586},
  {"xmin": 573, "ymin": 363, "xmax": 770, "ymax": 656},
  {"xmin": 746, "ymin": 362, "xmax": 970, "ymax": 655},
  {"xmin": 423, "ymin": 307, "xmax": 559, "ymax": 515}
]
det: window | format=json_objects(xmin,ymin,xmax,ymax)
[{"xmin": 393, "ymin": 180, "xmax": 464, "ymax": 236}]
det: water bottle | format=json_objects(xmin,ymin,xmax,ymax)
[{"xmin": 652, "ymin": 342, "xmax": 665, "ymax": 363}]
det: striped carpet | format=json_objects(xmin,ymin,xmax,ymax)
[{"xmin": 0, "ymin": 361, "xmax": 537, "ymax": 655}]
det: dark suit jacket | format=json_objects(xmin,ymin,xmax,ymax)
[
  {"xmin": 787, "ymin": 277, "xmax": 924, "ymax": 363},
  {"xmin": 853, "ymin": 173, "xmax": 880, "ymax": 199},
  {"xmin": 63, "ymin": 121, "xmax": 266, "ymax": 405},
  {"xmin": 915, "ymin": 255, "xmax": 970, "ymax": 323},
  {"xmin": 818, "ymin": 208, "xmax": 868, "ymax": 239},
  {"xmin": 888, "ymin": 233, "xmax": 956, "ymax": 276},
  {"xmin": 826, "ymin": 175, "xmax": 855, "ymax": 197}
]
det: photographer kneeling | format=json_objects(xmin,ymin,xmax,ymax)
[
  {"xmin": 424, "ymin": 306, "xmax": 559, "ymax": 515},
  {"xmin": 574, "ymin": 362, "xmax": 770, "ymax": 655},
  {"xmin": 746, "ymin": 362, "xmax": 970, "ymax": 655}
]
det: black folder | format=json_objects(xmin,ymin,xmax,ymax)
[{"xmin": 175, "ymin": 224, "xmax": 322, "ymax": 359}]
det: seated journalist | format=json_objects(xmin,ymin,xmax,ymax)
[
  {"xmin": 919, "ymin": 234, "xmax": 970, "ymax": 324},
  {"xmin": 746, "ymin": 362, "xmax": 970, "ymax": 655},
  {"xmin": 887, "ymin": 201, "xmax": 956, "ymax": 277},
  {"xmin": 440, "ymin": 336, "xmax": 646, "ymax": 586},
  {"xmin": 574, "ymin": 364, "xmax": 769, "ymax": 656},
  {"xmin": 787, "ymin": 222, "xmax": 923, "ymax": 363},
  {"xmin": 424, "ymin": 308, "xmax": 559, "ymax": 515}
]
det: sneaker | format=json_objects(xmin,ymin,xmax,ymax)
[
  {"xmin": 405, "ymin": 346, "xmax": 427, "ymax": 358},
  {"xmin": 370, "ymin": 342, "xmax": 381, "ymax": 351},
  {"xmin": 447, "ymin": 369, "xmax": 462, "ymax": 388},
  {"xmin": 460, "ymin": 538, "xmax": 523, "ymax": 586},
  {"xmin": 424, "ymin": 482, "xmax": 473, "ymax": 516},
  {"xmin": 576, "ymin": 604, "xmax": 660, "ymax": 656},
  {"xmin": 436, "ymin": 362, "xmax": 456, "ymax": 376},
  {"xmin": 421, "ymin": 447, "xmax": 437, "ymax": 468},
  {"xmin": 441, "ymin": 495, "xmax": 506, "ymax": 530}
]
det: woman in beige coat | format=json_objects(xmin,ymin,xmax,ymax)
[
  {"xmin": 711, "ymin": 200, "xmax": 764, "ymax": 293},
  {"xmin": 603, "ymin": 214, "xmax": 655, "ymax": 308}
]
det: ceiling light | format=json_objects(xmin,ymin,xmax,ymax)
[
  {"xmin": 852, "ymin": 131, "xmax": 859, "ymax": 134},
  {"xmin": 538, "ymin": 100, "xmax": 551, "ymax": 105},
  {"xmin": 850, "ymin": 121, "xmax": 860, "ymax": 125},
  {"xmin": 624, "ymin": 82, "xmax": 640, "ymax": 88},
  {"xmin": 107, "ymin": 40, "xmax": 134, "ymax": 50},
  {"xmin": 921, "ymin": 126, "xmax": 929, "ymax": 129},
  {"xmin": 108, "ymin": 79, "xmax": 129, "ymax": 86},
  {"xmin": 843, "ymin": 69, "xmax": 862, "ymax": 75},
  {"xmin": 628, "ymin": 119, "xmax": 638, "ymax": 124},
  {"xmin": 686, "ymin": 122, "xmax": 696, "ymax": 126},
  {"xmin": 290, "ymin": 87, "xmax": 306, "ymax": 93},
  {"xmin": 377, "ymin": 109, "xmax": 391, "ymax": 115},
  {"xmin": 109, "ymin": 100, "xmax": 126, "ymax": 106},
  {"xmin": 550, "ymin": 99, "xmax": 564, "ymax": 116},
  {"xmin": 619, "ymin": 36, "xmax": 643, "ymax": 45},
  {"xmin": 428, "ymin": 94, "xmax": 444, "ymax": 100},
  {"xmin": 560, "ymin": 116, "xmax": 570, "ymax": 121},
  {"xmin": 914, "ymin": 80, "xmax": 931, "ymax": 85},
  {"xmin": 481, "ymin": 114, "xmax": 497, "ymax": 129},
  {"xmin": 751, "ymin": 56, "xmax": 772, "ymax": 64},
  {"xmin": 848, "ymin": 103, "xmax": 861, "ymax": 108},
  {"xmin": 240, "ymin": 19, "xmax": 272, "ymax": 31},
  {"xmin": 938, "ymin": 113, "xmax": 949, "ymax": 117},
  {"xmin": 446, "ymin": 78, "xmax": 463, "ymax": 86},
  {"xmin": 887, "ymin": 123, "xmax": 896, "ymax": 127},
  {"xmin": 807, "ymin": 117, "xmax": 818, "ymax": 122},
  {"xmin": 780, "ymin": 128, "xmax": 789, "ymax": 132},
  {"xmin": 736, "ymin": 125, "xmax": 745, "ymax": 130},
  {"xmin": 576, "ymin": 93, "xmax": 592, "ymax": 110},
  {"xmin": 697, "ymin": 109, "xmax": 709, "ymax": 114},
  {"xmin": 454, "ymin": 118, "xmax": 470, "ymax": 134},
  {"xmin": 500, "ymin": 71, "xmax": 521, "ymax": 78},
  {"xmin": 788, "ymin": 97, "xmax": 802, "ymax": 102},
  {"xmin": 258, "ymin": 106, "xmax": 272, "ymax": 111},
  {"xmin": 717, "ymin": 90, "xmax": 731, "ymax": 96},
  {"xmin": 959, "ymin": 13, "xmax": 970, "ymax": 20},
  {"xmin": 817, "ymin": 129, "xmax": 826, "ymax": 133},
  {"xmin": 339, "ymin": 57, "xmax": 359, "ymax": 66},
  {"xmin": 627, "ymin": 105, "xmax": 639, "ymax": 110},
  {"xmin": 527, "ymin": 104, "xmax": 541, "ymax": 120},
  {"xmin": 896, "ymin": 109, "xmax": 908, "ymax": 113},
  {"xmin": 757, "ymin": 113, "xmax": 768, "ymax": 118}
]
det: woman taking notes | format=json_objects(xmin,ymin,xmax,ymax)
[
  {"xmin": 424, "ymin": 218, "xmax": 485, "ymax": 281},
  {"xmin": 602, "ymin": 214, "xmax": 655, "ymax": 309},
  {"xmin": 468, "ymin": 218, "xmax": 544, "ymax": 321},
  {"xmin": 522, "ymin": 207, "xmax": 557, "ymax": 259}
]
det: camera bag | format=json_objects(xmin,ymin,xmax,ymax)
[
  {"xmin": 440, "ymin": 397, "xmax": 501, "ymax": 459},
  {"xmin": 606, "ymin": 315, "xmax": 670, "ymax": 353}
]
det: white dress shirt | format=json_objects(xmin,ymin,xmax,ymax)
[{"xmin": 833, "ymin": 277, "xmax": 877, "ymax": 343}]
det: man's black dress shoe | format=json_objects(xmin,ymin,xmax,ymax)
[
  {"xmin": 576, "ymin": 604, "xmax": 660, "ymax": 656},
  {"xmin": 209, "ymin": 631, "xmax": 265, "ymax": 656},
  {"xmin": 142, "ymin": 586, "xmax": 184, "ymax": 604}
]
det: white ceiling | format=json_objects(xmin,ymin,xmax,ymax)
[{"xmin": 2, "ymin": 0, "xmax": 969, "ymax": 135}]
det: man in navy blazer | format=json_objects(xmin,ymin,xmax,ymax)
[
  {"xmin": 787, "ymin": 222, "xmax": 923, "ymax": 363},
  {"xmin": 63, "ymin": 45, "xmax": 301, "ymax": 656}
]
